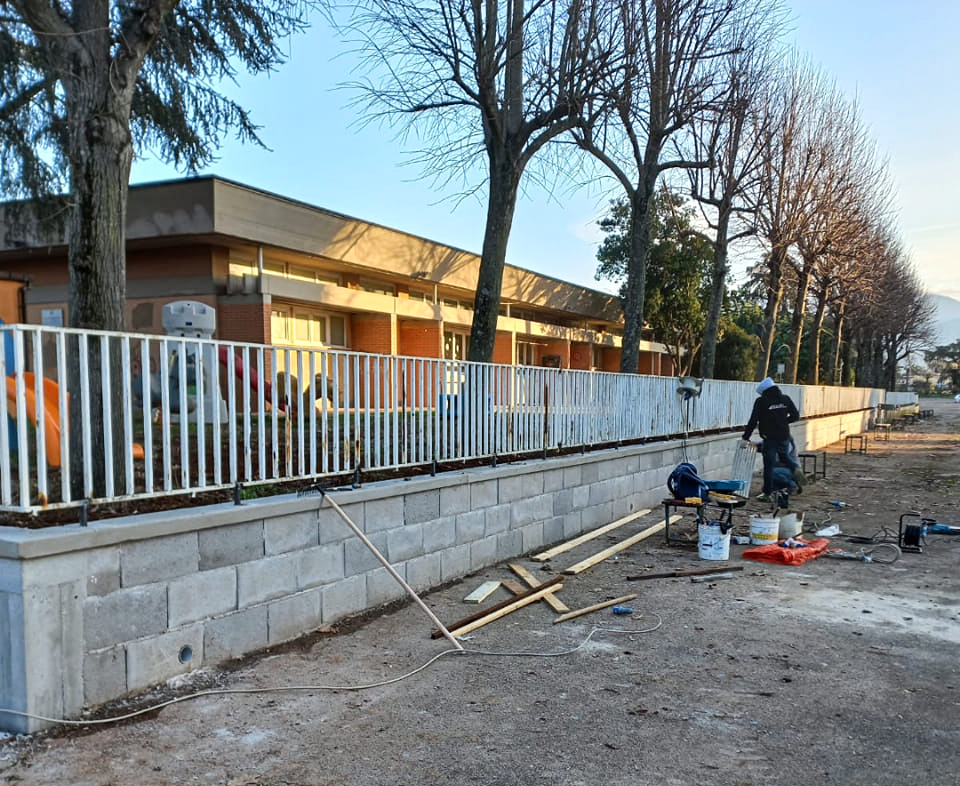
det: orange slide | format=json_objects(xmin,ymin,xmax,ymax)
[{"xmin": 5, "ymin": 373, "xmax": 144, "ymax": 466}]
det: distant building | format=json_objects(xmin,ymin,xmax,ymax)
[{"xmin": 0, "ymin": 176, "xmax": 672, "ymax": 373}]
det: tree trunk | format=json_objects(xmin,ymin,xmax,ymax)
[
  {"xmin": 827, "ymin": 309, "xmax": 844, "ymax": 385},
  {"xmin": 620, "ymin": 179, "xmax": 657, "ymax": 374},
  {"xmin": 469, "ymin": 150, "xmax": 520, "ymax": 363},
  {"xmin": 65, "ymin": 53, "xmax": 134, "ymax": 498},
  {"xmin": 699, "ymin": 207, "xmax": 731, "ymax": 380},
  {"xmin": 755, "ymin": 245, "xmax": 787, "ymax": 380},
  {"xmin": 785, "ymin": 265, "xmax": 812, "ymax": 384},
  {"xmin": 808, "ymin": 287, "xmax": 827, "ymax": 385}
]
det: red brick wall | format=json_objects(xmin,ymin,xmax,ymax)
[
  {"xmin": 398, "ymin": 320, "xmax": 441, "ymax": 359},
  {"xmin": 218, "ymin": 301, "xmax": 270, "ymax": 345},
  {"xmin": 493, "ymin": 332, "xmax": 513, "ymax": 365},
  {"xmin": 352, "ymin": 314, "xmax": 392, "ymax": 355},
  {"xmin": 542, "ymin": 339, "xmax": 568, "ymax": 368},
  {"xmin": 569, "ymin": 342, "xmax": 591, "ymax": 370}
]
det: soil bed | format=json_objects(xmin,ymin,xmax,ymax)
[{"xmin": 3, "ymin": 398, "xmax": 960, "ymax": 786}]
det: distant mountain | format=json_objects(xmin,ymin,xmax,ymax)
[{"xmin": 926, "ymin": 293, "xmax": 960, "ymax": 346}]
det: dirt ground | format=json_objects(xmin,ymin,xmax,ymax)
[{"xmin": 3, "ymin": 398, "xmax": 960, "ymax": 786}]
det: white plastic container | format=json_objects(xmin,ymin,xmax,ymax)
[
  {"xmin": 749, "ymin": 515, "xmax": 780, "ymax": 545},
  {"xmin": 778, "ymin": 512, "xmax": 803, "ymax": 539},
  {"xmin": 698, "ymin": 521, "xmax": 731, "ymax": 560}
]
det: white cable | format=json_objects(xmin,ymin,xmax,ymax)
[{"xmin": 0, "ymin": 615, "xmax": 663, "ymax": 728}]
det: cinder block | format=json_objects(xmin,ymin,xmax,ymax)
[
  {"xmin": 344, "ymin": 532, "xmax": 389, "ymax": 575},
  {"xmin": 237, "ymin": 552, "xmax": 299, "ymax": 607},
  {"xmin": 404, "ymin": 553, "xmax": 441, "ymax": 592},
  {"xmin": 199, "ymin": 522, "xmax": 263, "ymax": 570},
  {"xmin": 317, "ymin": 504, "xmax": 353, "ymax": 545},
  {"xmin": 440, "ymin": 544, "xmax": 472, "ymax": 582},
  {"xmin": 499, "ymin": 474, "xmax": 536, "ymax": 504},
  {"xmin": 168, "ymin": 567, "xmax": 237, "ymax": 627},
  {"xmin": 421, "ymin": 517, "xmax": 456, "ymax": 552},
  {"xmin": 552, "ymin": 488, "xmax": 575, "ymax": 516},
  {"xmin": 510, "ymin": 495, "xmax": 553, "ymax": 528},
  {"xmin": 562, "ymin": 465, "xmax": 582, "ymax": 488},
  {"xmin": 588, "ymin": 478, "xmax": 616, "ymax": 507},
  {"xmin": 470, "ymin": 535, "xmax": 499, "ymax": 569},
  {"xmin": 581, "ymin": 502, "xmax": 614, "ymax": 530},
  {"xmin": 542, "ymin": 516, "xmax": 566, "ymax": 546},
  {"xmin": 470, "ymin": 479, "xmax": 498, "ymax": 510},
  {"xmin": 496, "ymin": 530, "xmax": 523, "ymax": 560},
  {"xmin": 84, "ymin": 584, "xmax": 168, "ymax": 651},
  {"xmin": 386, "ymin": 524, "xmax": 423, "ymax": 562},
  {"xmin": 364, "ymin": 496, "xmax": 404, "ymax": 534},
  {"xmin": 542, "ymin": 468, "xmax": 565, "ymax": 493},
  {"xmin": 204, "ymin": 606, "xmax": 268, "ymax": 662},
  {"xmin": 126, "ymin": 622, "xmax": 204, "ymax": 692},
  {"xmin": 571, "ymin": 485, "xmax": 590, "ymax": 510},
  {"xmin": 268, "ymin": 589, "xmax": 322, "ymax": 645},
  {"xmin": 264, "ymin": 510, "xmax": 318, "ymax": 555},
  {"xmin": 366, "ymin": 566, "xmax": 407, "ymax": 607},
  {"xmin": 455, "ymin": 510, "xmax": 485, "ymax": 545},
  {"xmin": 83, "ymin": 646, "xmax": 126, "ymax": 707},
  {"xmin": 321, "ymin": 575, "xmax": 367, "ymax": 623},
  {"xmin": 561, "ymin": 511, "xmax": 583, "ymax": 539},
  {"xmin": 440, "ymin": 484, "xmax": 470, "ymax": 516},
  {"xmin": 0, "ymin": 592, "xmax": 26, "ymax": 731},
  {"xmin": 121, "ymin": 533, "xmax": 198, "ymax": 587},
  {"xmin": 580, "ymin": 463, "xmax": 601, "ymax": 484},
  {"xmin": 298, "ymin": 543, "xmax": 345, "ymax": 588},
  {"xmin": 484, "ymin": 505, "xmax": 511, "ymax": 535},
  {"xmin": 520, "ymin": 522, "xmax": 545, "ymax": 553},
  {"xmin": 404, "ymin": 490, "xmax": 440, "ymax": 524}
]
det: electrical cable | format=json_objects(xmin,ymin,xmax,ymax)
[{"xmin": 0, "ymin": 615, "xmax": 664, "ymax": 728}]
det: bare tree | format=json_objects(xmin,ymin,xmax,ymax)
[
  {"xmin": 685, "ymin": 4, "xmax": 784, "ymax": 378},
  {"xmin": 573, "ymin": 0, "xmax": 748, "ymax": 373},
  {"xmin": 343, "ymin": 0, "xmax": 613, "ymax": 363},
  {"xmin": 748, "ymin": 56, "xmax": 834, "ymax": 380}
]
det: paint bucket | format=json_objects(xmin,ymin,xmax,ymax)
[
  {"xmin": 749, "ymin": 515, "xmax": 780, "ymax": 545},
  {"xmin": 698, "ymin": 520, "xmax": 731, "ymax": 561},
  {"xmin": 778, "ymin": 512, "xmax": 802, "ymax": 539}
]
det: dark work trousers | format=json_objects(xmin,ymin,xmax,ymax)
[{"xmin": 761, "ymin": 438, "xmax": 799, "ymax": 495}]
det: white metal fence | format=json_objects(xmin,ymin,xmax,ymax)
[{"xmin": 0, "ymin": 324, "xmax": 884, "ymax": 514}]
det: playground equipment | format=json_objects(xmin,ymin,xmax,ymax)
[{"xmin": 161, "ymin": 301, "xmax": 227, "ymax": 422}]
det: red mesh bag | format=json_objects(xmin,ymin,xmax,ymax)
[{"xmin": 741, "ymin": 537, "xmax": 830, "ymax": 566}]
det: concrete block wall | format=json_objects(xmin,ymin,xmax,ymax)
[{"xmin": 0, "ymin": 409, "xmax": 867, "ymax": 733}]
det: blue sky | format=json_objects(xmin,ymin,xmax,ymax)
[{"xmin": 132, "ymin": 1, "xmax": 960, "ymax": 300}]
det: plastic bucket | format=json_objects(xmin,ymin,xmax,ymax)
[
  {"xmin": 749, "ymin": 516, "xmax": 780, "ymax": 545},
  {"xmin": 778, "ymin": 512, "xmax": 802, "ymax": 539},
  {"xmin": 698, "ymin": 521, "xmax": 731, "ymax": 561}
]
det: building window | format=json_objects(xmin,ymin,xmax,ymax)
[
  {"xmin": 360, "ymin": 279, "xmax": 395, "ymax": 296},
  {"xmin": 517, "ymin": 341, "xmax": 538, "ymax": 366},
  {"xmin": 443, "ymin": 330, "xmax": 468, "ymax": 361},
  {"xmin": 271, "ymin": 308, "xmax": 290, "ymax": 341},
  {"xmin": 280, "ymin": 307, "xmax": 347, "ymax": 348}
]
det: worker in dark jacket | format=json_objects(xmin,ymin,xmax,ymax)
[{"xmin": 742, "ymin": 377, "xmax": 804, "ymax": 502}]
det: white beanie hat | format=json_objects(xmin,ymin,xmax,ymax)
[{"xmin": 756, "ymin": 377, "xmax": 775, "ymax": 394}]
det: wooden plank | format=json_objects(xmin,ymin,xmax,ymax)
[
  {"xmin": 553, "ymin": 594, "xmax": 638, "ymax": 624},
  {"xmin": 561, "ymin": 516, "xmax": 679, "ymax": 575},
  {"xmin": 431, "ymin": 575, "xmax": 564, "ymax": 639},
  {"xmin": 531, "ymin": 508, "xmax": 652, "ymax": 562},
  {"xmin": 626, "ymin": 565, "xmax": 744, "ymax": 581},
  {"xmin": 447, "ymin": 583, "xmax": 565, "ymax": 638},
  {"xmin": 501, "ymin": 579, "xmax": 527, "ymax": 595},
  {"xmin": 463, "ymin": 580, "xmax": 502, "ymax": 604},
  {"xmin": 507, "ymin": 563, "xmax": 570, "ymax": 613}
]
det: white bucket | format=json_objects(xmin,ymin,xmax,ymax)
[
  {"xmin": 749, "ymin": 516, "xmax": 780, "ymax": 545},
  {"xmin": 698, "ymin": 521, "xmax": 731, "ymax": 561},
  {"xmin": 778, "ymin": 512, "xmax": 803, "ymax": 539}
]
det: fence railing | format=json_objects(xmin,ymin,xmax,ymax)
[{"xmin": 0, "ymin": 324, "xmax": 884, "ymax": 515}]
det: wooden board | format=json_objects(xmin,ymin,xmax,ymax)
[
  {"xmin": 531, "ymin": 508, "xmax": 652, "ymax": 562},
  {"xmin": 447, "ymin": 583, "xmax": 565, "ymax": 638},
  {"xmin": 431, "ymin": 575, "xmax": 564, "ymax": 639},
  {"xmin": 463, "ymin": 580, "xmax": 502, "ymax": 604},
  {"xmin": 553, "ymin": 594, "xmax": 639, "ymax": 624},
  {"xmin": 561, "ymin": 516, "xmax": 680, "ymax": 575},
  {"xmin": 626, "ymin": 565, "xmax": 744, "ymax": 581},
  {"xmin": 507, "ymin": 563, "xmax": 570, "ymax": 613}
]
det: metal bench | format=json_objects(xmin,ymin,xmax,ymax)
[
  {"xmin": 844, "ymin": 434, "xmax": 868, "ymax": 454},
  {"xmin": 797, "ymin": 450, "xmax": 827, "ymax": 480}
]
